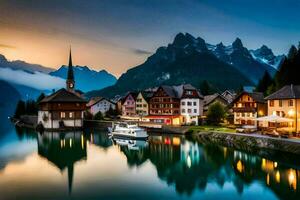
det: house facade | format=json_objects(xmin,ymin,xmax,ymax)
[
  {"xmin": 38, "ymin": 49, "xmax": 87, "ymax": 129},
  {"xmin": 147, "ymin": 86, "xmax": 181, "ymax": 125},
  {"xmin": 231, "ymin": 91, "xmax": 267, "ymax": 127},
  {"xmin": 88, "ymin": 97, "xmax": 116, "ymax": 115},
  {"xmin": 122, "ymin": 92, "xmax": 138, "ymax": 117},
  {"xmin": 135, "ymin": 91, "xmax": 153, "ymax": 117},
  {"xmin": 265, "ymin": 85, "xmax": 300, "ymax": 133},
  {"xmin": 176, "ymin": 84, "xmax": 203, "ymax": 125}
]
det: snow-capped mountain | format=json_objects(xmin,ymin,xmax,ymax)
[
  {"xmin": 50, "ymin": 65, "xmax": 117, "ymax": 92},
  {"xmin": 249, "ymin": 45, "xmax": 284, "ymax": 69}
]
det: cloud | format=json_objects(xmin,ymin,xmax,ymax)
[
  {"xmin": 131, "ymin": 48, "xmax": 152, "ymax": 55},
  {"xmin": 0, "ymin": 68, "xmax": 65, "ymax": 90},
  {"xmin": 0, "ymin": 44, "xmax": 16, "ymax": 49}
]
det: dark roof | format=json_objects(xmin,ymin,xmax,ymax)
[
  {"xmin": 231, "ymin": 91, "xmax": 265, "ymax": 104},
  {"xmin": 40, "ymin": 88, "xmax": 87, "ymax": 103},
  {"xmin": 140, "ymin": 91, "xmax": 154, "ymax": 102},
  {"xmin": 173, "ymin": 84, "xmax": 203, "ymax": 98},
  {"xmin": 265, "ymin": 85, "xmax": 300, "ymax": 100},
  {"xmin": 160, "ymin": 85, "xmax": 178, "ymax": 98},
  {"xmin": 204, "ymin": 93, "xmax": 228, "ymax": 106},
  {"xmin": 122, "ymin": 92, "xmax": 139, "ymax": 103}
]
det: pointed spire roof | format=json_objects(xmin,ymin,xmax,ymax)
[{"xmin": 67, "ymin": 47, "xmax": 74, "ymax": 80}]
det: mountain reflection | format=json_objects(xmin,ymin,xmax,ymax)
[{"xmin": 16, "ymin": 129, "xmax": 300, "ymax": 199}]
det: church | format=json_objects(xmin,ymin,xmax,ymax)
[{"xmin": 37, "ymin": 49, "xmax": 87, "ymax": 130}]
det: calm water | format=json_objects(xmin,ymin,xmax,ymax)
[{"xmin": 0, "ymin": 122, "xmax": 299, "ymax": 200}]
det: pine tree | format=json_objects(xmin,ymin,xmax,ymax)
[
  {"xmin": 287, "ymin": 45, "xmax": 298, "ymax": 60},
  {"xmin": 256, "ymin": 71, "xmax": 273, "ymax": 96},
  {"xmin": 36, "ymin": 93, "xmax": 45, "ymax": 103}
]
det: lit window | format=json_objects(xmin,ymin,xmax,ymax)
[
  {"xmin": 61, "ymin": 112, "xmax": 66, "ymax": 119},
  {"xmin": 69, "ymin": 112, "xmax": 73, "ymax": 118},
  {"xmin": 270, "ymin": 100, "xmax": 274, "ymax": 107}
]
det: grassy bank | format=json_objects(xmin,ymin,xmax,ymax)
[{"xmin": 188, "ymin": 125, "xmax": 236, "ymax": 134}]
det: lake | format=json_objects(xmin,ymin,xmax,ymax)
[{"xmin": 0, "ymin": 121, "xmax": 299, "ymax": 200}]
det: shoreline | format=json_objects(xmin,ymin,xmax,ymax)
[{"xmin": 196, "ymin": 131, "xmax": 300, "ymax": 155}]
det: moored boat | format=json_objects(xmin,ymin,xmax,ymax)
[{"xmin": 108, "ymin": 122, "xmax": 148, "ymax": 140}]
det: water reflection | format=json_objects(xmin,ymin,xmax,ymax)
[{"xmin": 0, "ymin": 128, "xmax": 299, "ymax": 199}]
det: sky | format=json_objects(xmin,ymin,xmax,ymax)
[{"xmin": 0, "ymin": 0, "xmax": 299, "ymax": 77}]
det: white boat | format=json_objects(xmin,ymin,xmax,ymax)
[
  {"xmin": 108, "ymin": 122, "xmax": 148, "ymax": 140},
  {"xmin": 113, "ymin": 138, "xmax": 148, "ymax": 150}
]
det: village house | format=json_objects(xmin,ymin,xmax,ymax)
[
  {"xmin": 203, "ymin": 93, "xmax": 229, "ymax": 115},
  {"xmin": 121, "ymin": 92, "xmax": 138, "ymax": 117},
  {"xmin": 135, "ymin": 91, "xmax": 153, "ymax": 117},
  {"xmin": 147, "ymin": 85, "xmax": 181, "ymax": 125},
  {"xmin": 231, "ymin": 91, "xmax": 266, "ymax": 127},
  {"xmin": 38, "ymin": 49, "xmax": 87, "ymax": 130},
  {"xmin": 174, "ymin": 84, "xmax": 203, "ymax": 125},
  {"xmin": 87, "ymin": 97, "xmax": 116, "ymax": 115},
  {"xmin": 265, "ymin": 85, "xmax": 300, "ymax": 133},
  {"xmin": 221, "ymin": 90, "xmax": 236, "ymax": 104}
]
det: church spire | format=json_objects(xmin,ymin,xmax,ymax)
[{"xmin": 66, "ymin": 47, "xmax": 75, "ymax": 91}]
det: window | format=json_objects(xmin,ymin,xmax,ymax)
[
  {"xmin": 187, "ymin": 102, "xmax": 192, "ymax": 106},
  {"xmin": 188, "ymin": 109, "xmax": 192, "ymax": 113},
  {"xmin": 182, "ymin": 109, "xmax": 185, "ymax": 113},
  {"xmin": 270, "ymin": 100, "xmax": 274, "ymax": 107},
  {"xmin": 193, "ymin": 102, "xmax": 196, "ymax": 106},
  {"xmin": 194, "ymin": 109, "xmax": 197, "ymax": 113},
  {"xmin": 60, "ymin": 112, "xmax": 66, "ymax": 119},
  {"xmin": 181, "ymin": 101, "xmax": 185, "ymax": 106},
  {"xmin": 69, "ymin": 112, "xmax": 73, "ymax": 118},
  {"xmin": 289, "ymin": 100, "xmax": 294, "ymax": 107},
  {"xmin": 279, "ymin": 100, "xmax": 283, "ymax": 107}
]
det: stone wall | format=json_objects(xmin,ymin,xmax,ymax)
[{"xmin": 197, "ymin": 132, "xmax": 300, "ymax": 155}]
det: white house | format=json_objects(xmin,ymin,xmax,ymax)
[
  {"xmin": 174, "ymin": 84, "xmax": 204, "ymax": 125},
  {"xmin": 88, "ymin": 97, "xmax": 116, "ymax": 115}
]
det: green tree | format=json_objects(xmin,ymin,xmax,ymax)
[
  {"xmin": 255, "ymin": 71, "xmax": 273, "ymax": 96},
  {"xmin": 14, "ymin": 100, "xmax": 26, "ymax": 118},
  {"xmin": 25, "ymin": 100, "xmax": 38, "ymax": 115},
  {"xmin": 94, "ymin": 111, "xmax": 104, "ymax": 120},
  {"xmin": 206, "ymin": 102, "xmax": 226, "ymax": 125}
]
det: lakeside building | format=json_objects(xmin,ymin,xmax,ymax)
[
  {"xmin": 147, "ymin": 85, "xmax": 181, "ymax": 125},
  {"xmin": 135, "ymin": 91, "xmax": 153, "ymax": 117},
  {"xmin": 231, "ymin": 91, "xmax": 266, "ymax": 127},
  {"xmin": 38, "ymin": 49, "xmax": 87, "ymax": 130},
  {"xmin": 87, "ymin": 97, "xmax": 116, "ymax": 115},
  {"xmin": 221, "ymin": 90, "xmax": 237, "ymax": 104},
  {"xmin": 175, "ymin": 84, "xmax": 203, "ymax": 125},
  {"xmin": 203, "ymin": 93, "xmax": 229, "ymax": 116},
  {"xmin": 265, "ymin": 85, "xmax": 300, "ymax": 133},
  {"xmin": 121, "ymin": 92, "xmax": 138, "ymax": 117}
]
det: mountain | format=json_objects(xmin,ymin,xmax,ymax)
[
  {"xmin": 207, "ymin": 39, "xmax": 277, "ymax": 82},
  {"xmin": 50, "ymin": 65, "xmax": 117, "ymax": 92},
  {"xmin": 249, "ymin": 45, "xmax": 284, "ymax": 69},
  {"xmin": 86, "ymin": 33, "xmax": 253, "ymax": 98},
  {"xmin": 0, "ymin": 54, "xmax": 53, "ymax": 73}
]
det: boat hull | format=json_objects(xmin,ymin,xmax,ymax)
[{"xmin": 111, "ymin": 133, "xmax": 148, "ymax": 140}]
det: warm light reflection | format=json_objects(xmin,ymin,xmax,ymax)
[
  {"xmin": 288, "ymin": 169, "xmax": 297, "ymax": 190},
  {"xmin": 288, "ymin": 109, "xmax": 295, "ymax": 117},
  {"xmin": 261, "ymin": 158, "xmax": 274, "ymax": 172},
  {"xmin": 90, "ymin": 134, "xmax": 94, "ymax": 144},
  {"xmin": 186, "ymin": 156, "xmax": 191, "ymax": 168},
  {"xmin": 60, "ymin": 139, "xmax": 63, "ymax": 148},
  {"xmin": 266, "ymin": 173, "xmax": 270, "ymax": 186},
  {"xmin": 274, "ymin": 162, "xmax": 278, "ymax": 168},
  {"xmin": 81, "ymin": 135, "xmax": 85, "ymax": 149},
  {"xmin": 172, "ymin": 137, "xmax": 180, "ymax": 146},
  {"xmin": 275, "ymin": 171, "xmax": 280, "ymax": 183},
  {"xmin": 236, "ymin": 160, "xmax": 244, "ymax": 173}
]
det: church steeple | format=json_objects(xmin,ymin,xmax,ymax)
[{"xmin": 66, "ymin": 47, "xmax": 75, "ymax": 91}]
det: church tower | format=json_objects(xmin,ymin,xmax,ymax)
[{"xmin": 66, "ymin": 48, "xmax": 75, "ymax": 92}]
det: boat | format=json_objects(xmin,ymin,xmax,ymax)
[
  {"xmin": 113, "ymin": 138, "xmax": 148, "ymax": 150},
  {"xmin": 108, "ymin": 122, "xmax": 148, "ymax": 140}
]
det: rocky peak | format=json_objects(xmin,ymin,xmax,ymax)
[
  {"xmin": 173, "ymin": 32, "xmax": 196, "ymax": 47},
  {"xmin": 232, "ymin": 38, "xmax": 243, "ymax": 49},
  {"xmin": 0, "ymin": 54, "xmax": 7, "ymax": 63}
]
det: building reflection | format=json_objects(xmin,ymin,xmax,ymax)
[{"xmin": 37, "ymin": 131, "xmax": 87, "ymax": 194}]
